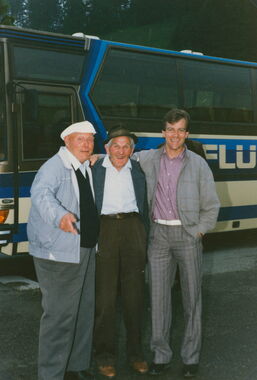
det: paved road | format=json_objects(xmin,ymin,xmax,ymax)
[
  {"xmin": 0, "ymin": 229, "xmax": 257, "ymax": 379},
  {"xmin": 0, "ymin": 266, "xmax": 256, "ymax": 380}
]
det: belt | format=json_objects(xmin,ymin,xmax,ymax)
[
  {"xmin": 101, "ymin": 212, "xmax": 139, "ymax": 219},
  {"xmin": 154, "ymin": 219, "xmax": 182, "ymax": 226}
]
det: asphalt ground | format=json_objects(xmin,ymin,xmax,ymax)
[{"xmin": 0, "ymin": 264, "xmax": 256, "ymax": 380}]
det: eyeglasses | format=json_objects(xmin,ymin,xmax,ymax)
[{"xmin": 165, "ymin": 127, "xmax": 187, "ymax": 134}]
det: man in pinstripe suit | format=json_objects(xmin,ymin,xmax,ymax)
[{"xmin": 134, "ymin": 109, "xmax": 220, "ymax": 378}]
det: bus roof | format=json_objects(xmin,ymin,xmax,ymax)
[
  {"xmin": 102, "ymin": 39, "xmax": 257, "ymax": 68},
  {"xmin": 0, "ymin": 24, "xmax": 89, "ymax": 50},
  {"xmin": 1, "ymin": 24, "xmax": 257, "ymax": 68}
]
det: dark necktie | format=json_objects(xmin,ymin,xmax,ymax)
[{"xmin": 74, "ymin": 167, "xmax": 99, "ymax": 248}]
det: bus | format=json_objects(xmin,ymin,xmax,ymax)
[{"xmin": 1, "ymin": 25, "xmax": 257, "ymax": 255}]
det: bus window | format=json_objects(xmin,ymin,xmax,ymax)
[
  {"xmin": 22, "ymin": 92, "xmax": 72, "ymax": 160},
  {"xmin": 91, "ymin": 48, "xmax": 179, "ymax": 131},
  {"xmin": 182, "ymin": 60, "xmax": 253, "ymax": 123},
  {"xmin": 12, "ymin": 46, "xmax": 85, "ymax": 83},
  {"xmin": 0, "ymin": 45, "xmax": 6, "ymax": 161}
]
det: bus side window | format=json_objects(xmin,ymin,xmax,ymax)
[
  {"xmin": 182, "ymin": 60, "xmax": 253, "ymax": 124},
  {"xmin": 91, "ymin": 49, "xmax": 180, "ymax": 130}
]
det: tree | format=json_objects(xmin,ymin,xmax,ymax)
[
  {"xmin": 20, "ymin": 0, "xmax": 61, "ymax": 31},
  {"xmin": 85, "ymin": 0, "xmax": 127, "ymax": 35},
  {"xmin": 4, "ymin": 0, "xmax": 257, "ymax": 62},
  {"xmin": 0, "ymin": 0, "xmax": 14, "ymax": 24},
  {"xmin": 128, "ymin": 0, "xmax": 174, "ymax": 27},
  {"xmin": 62, "ymin": 0, "xmax": 88, "ymax": 34}
]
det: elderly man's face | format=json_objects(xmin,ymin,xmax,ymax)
[
  {"xmin": 64, "ymin": 132, "xmax": 94, "ymax": 163},
  {"xmin": 105, "ymin": 136, "xmax": 133, "ymax": 170}
]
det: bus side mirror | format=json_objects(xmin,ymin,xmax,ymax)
[{"xmin": 7, "ymin": 83, "xmax": 39, "ymax": 122}]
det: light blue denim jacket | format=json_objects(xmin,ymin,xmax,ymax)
[{"xmin": 27, "ymin": 147, "xmax": 82, "ymax": 263}]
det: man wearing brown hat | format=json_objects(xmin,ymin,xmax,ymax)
[
  {"xmin": 27, "ymin": 121, "xmax": 99, "ymax": 380},
  {"xmin": 92, "ymin": 126, "xmax": 149, "ymax": 378}
]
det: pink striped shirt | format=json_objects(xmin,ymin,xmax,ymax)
[{"xmin": 153, "ymin": 148, "xmax": 186, "ymax": 221}]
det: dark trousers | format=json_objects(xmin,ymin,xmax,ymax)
[{"xmin": 94, "ymin": 214, "xmax": 147, "ymax": 365}]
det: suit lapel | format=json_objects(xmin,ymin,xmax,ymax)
[
  {"xmin": 150, "ymin": 148, "xmax": 163, "ymax": 211},
  {"xmin": 92, "ymin": 160, "xmax": 106, "ymax": 214},
  {"xmin": 131, "ymin": 160, "xmax": 144, "ymax": 214}
]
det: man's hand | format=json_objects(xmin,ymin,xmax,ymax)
[
  {"xmin": 59, "ymin": 213, "xmax": 78, "ymax": 234},
  {"xmin": 89, "ymin": 154, "xmax": 100, "ymax": 166}
]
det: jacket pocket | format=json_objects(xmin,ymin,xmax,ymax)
[{"xmin": 179, "ymin": 199, "xmax": 200, "ymax": 225}]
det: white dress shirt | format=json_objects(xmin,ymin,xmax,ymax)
[{"xmin": 101, "ymin": 155, "xmax": 139, "ymax": 215}]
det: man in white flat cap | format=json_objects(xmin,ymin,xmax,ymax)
[{"xmin": 27, "ymin": 121, "xmax": 99, "ymax": 380}]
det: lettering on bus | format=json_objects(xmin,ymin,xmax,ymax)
[{"xmin": 204, "ymin": 144, "xmax": 257, "ymax": 169}]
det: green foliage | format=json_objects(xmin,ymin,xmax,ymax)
[
  {"xmin": 62, "ymin": 0, "xmax": 88, "ymax": 33},
  {"xmin": 103, "ymin": 0, "xmax": 257, "ymax": 62},
  {"xmin": 0, "ymin": 0, "xmax": 14, "ymax": 25},
  {"xmin": 4, "ymin": 0, "xmax": 257, "ymax": 62}
]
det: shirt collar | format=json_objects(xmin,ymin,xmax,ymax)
[
  {"xmin": 64, "ymin": 146, "xmax": 89, "ymax": 171},
  {"xmin": 102, "ymin": 155, "xmax": 132, "ymax": 170},
  {"xmin": 163, "ymin": 145, "xmax": 187, "ymax": 161}
]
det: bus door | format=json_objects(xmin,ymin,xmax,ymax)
[
  {"xmin": 0, "ymin": 43, "xmax": 13, "ymax": 252},
  {"xmin": 1, "ymin": 82, "xmax": 80, "ymax": 255}
]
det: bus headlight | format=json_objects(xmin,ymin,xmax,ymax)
[{"xmin": 0, "ymin": 210, "xmax": 9, "ymax": 224}]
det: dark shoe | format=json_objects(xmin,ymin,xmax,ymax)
[
  {"xmin": 64, "ymin": 370, "xmax": 95, "ymax": 380},
  {"xmin": 98, "ymin": 365, "xmax": 116, "ymax": 378},
  {"xmin": 130, "ymin": 360, "xmax": 148, "ymax": 374},
  {"xmin": 183, "ymin": 364, "xmax": 199, "ymax": 378},
  {"xmin": 148, "ymin": 362, "xmax": 171, "ymax": 375}
]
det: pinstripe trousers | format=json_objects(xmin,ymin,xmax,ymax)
[{"xmin": 148, "ymin": 223, "xmax": 202, "ymax": 365}]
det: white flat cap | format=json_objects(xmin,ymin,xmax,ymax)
[{"xmin": 60, "ymin": 121, "xmax": 96, "ymax": 140}]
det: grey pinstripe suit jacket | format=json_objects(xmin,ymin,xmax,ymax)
[{"xmin": 134, "ymin": 147, "xmax": 220, "ymax": 237}]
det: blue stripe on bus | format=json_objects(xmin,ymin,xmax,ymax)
[
  {"xmin": 0, "ymin": 29, "xmax": 85, "ymax": 48},
  {"xmin": 2, "ymin": 203, "xmax": 257, "ymax": 247},
  {"xmin": 80, "ymin": 40, "xmax": 109, "ymax": 150},
  {"xmin": 13, "ymin": 223, "xmax": 27, "ymax": 243},
  {"xmin": 106, "ymin": 40, "xmax": 257, "ymax": 68},
  {"xmin": 10, "ymin": 204, "xmax": 257, "ymax": 244},
  {"xmin": 0, "ymin": 186, "xmax": 31, "ymax": 198},
  {"xmin": 135, "ymin": 136, "xmax": 257, "ymax": 182},
  {"xmin": 0, "ymin": 172, "xmax": 36, "ymax": 197},
  {"xmin": 137, "ymin": 136, "xmax": 257, "ymax": 149}
]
